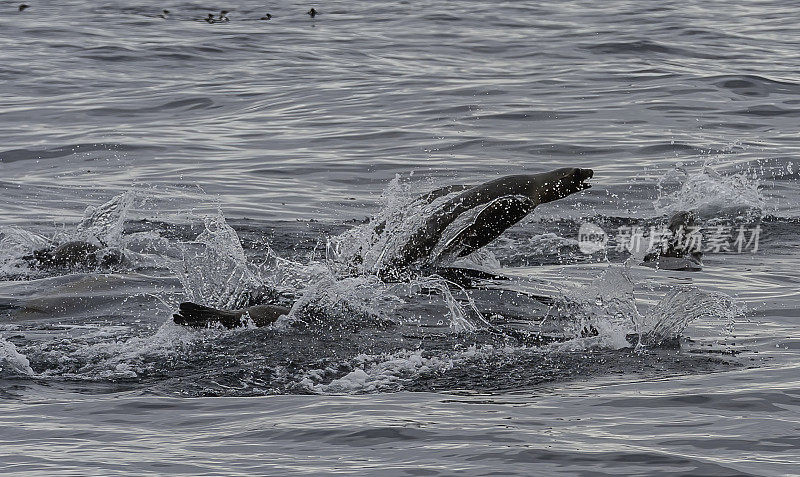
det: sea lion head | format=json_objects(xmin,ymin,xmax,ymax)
[
  {"xmin": 668, "ymin": 210, "xmax": 696, "ymax": 233},
  {"xmin": 534, "ymin": 167, "xmax": 593, "ymax": 203}
]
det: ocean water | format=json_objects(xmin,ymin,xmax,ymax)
[{"xmin": 1, "ymin": 1, "xmax": 799, "ymax": 475}]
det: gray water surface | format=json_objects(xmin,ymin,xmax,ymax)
[{"xmin": 1, "ymin": 1, "xmax": 799, "ymax": 475}]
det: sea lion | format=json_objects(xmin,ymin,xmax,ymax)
[
  {"xmin": 642, "ymin": 211, "xmax": 703, "ymax": 271},
  {"xmin": 173, "ymin": 302, "xmax": 289, "ymax": 328},
  {"xmin": 381, "ymin": 167, "xmax": 593, "ymax": 278},
  {"xmin": 24, "ymin": 241, "xmax": 123, "ymax": 269},
  {"xmin": 174, "ymin": 168, "xmax": 594, "ymax": 328}
]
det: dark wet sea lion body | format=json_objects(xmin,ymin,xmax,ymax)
[
  {"xmin": 26, "ymin": 241, "xmax": 122, "ymax": 269},
  {"xmin": 174, "ymin": 168, "xmax": 594, "ymax": 328},
  {"xmin": 642, "ymin": 211, "xmax": 703, "ymax": 271},
  {"xmin": 173, "ymin": 302, "xmax": 289, "ymax": 328},
  {"xmin": 384, "ymin": 168, "xmax": 593, "ymax": 276}
]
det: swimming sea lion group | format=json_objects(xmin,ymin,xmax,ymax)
[
  {"xmin": 19, "ymin": 168, "xmax": 704, "ymax": 329},
  {"xmin": 174, "ymin": 168, "xmax": 597, "ymax": 328}
]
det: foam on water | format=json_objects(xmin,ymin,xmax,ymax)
[
  {"xmin": 49, "ymin": 322, "xmax": 195, "ymax": 380},
  {"xmin": 300, "ymin": 349, "xmax": 453, "ymax": 394}
]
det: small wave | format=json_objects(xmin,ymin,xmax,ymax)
[
  {"xmin": 87, "ymin": 97, "xmax": 216, "ymax": 117},
  {"xmin": 708, "ymin": 74, "xmax": 800, "ymax": 98},
  {"xmin": 582, "ymin": 39, "xmax": 727, "ymax": 59},
  {"xmin": 0, "ymin": 143, "xmax": 150, "ymax": 163},
  {"xmin": 731, "ymin": 105, "xmax": 800, "ymax": 117},
  {"xmin": 420, "ymin": 13, "xmax": 462, "ymax": 22},
  {"xmin": 481, "ymin": 110, "xmax": 579, "ymax": 121},
  {"xmin": 519, "ymin": 143, "xmax": 617, "ymax": 156},
  {"xmin": 584, "ymin": 39, "xmax": 675, "ymax": 55},
  {"xmin": 79, "ymin": 45, "xmax": 140, "ymax": 62},
  {"xmin": 637, "ymin": 143, "xmax": 729, "ymax": 156}
]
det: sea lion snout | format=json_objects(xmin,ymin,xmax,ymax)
[{"xmin": 568, "ymin": 167, "xmax": 593, "ymax": 190}]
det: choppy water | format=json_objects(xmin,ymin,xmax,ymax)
[{"xmin": 1, "ymin": 0, "xmax": 799, "ymax": 475}]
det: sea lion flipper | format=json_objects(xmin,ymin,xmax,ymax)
[
  {"xmin": 172, "ymin": 302, "xmax": 289, "ymax": 329},
  {"xmin": 173, "ymin": 302, "xmax": 242, "ymax": 328},
  {"xmin": 439, "ymin": 195, "xmax": 535, "ymax": 260},
  {"xmin": 432, "ymin": 266, "xmax": 509, "ymax": 288},
  {"xmin": 387, "ymin": 169, "xmax": 593, "ymax": 274}
]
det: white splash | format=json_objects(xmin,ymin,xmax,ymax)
[
  {"xmin": 325, "ymin": 174, "xmax": 457, "ymax": 277},
  {"xmin": 0, "ymin": 335, "xmax": 34, "ymax": 376},
  {"xmin": 283, "ymin": 272, "xmax": 403, "ymax": 329},
  {"xmin": 638, "ymin": 287, "xmax": 743, "ymax": 346},
  {"xmin": 73, "ymin": 191, "xmax": 135, "ymax": 245},
  {"xmin": 174, "ymin": 213, "xmax": 275, "ymax": 310},
  {"xmin": 552, "ymin": 263, "xmax": 742, "ymax": 349},
  {"xmin": 407, "ymin": 276, "xmax": 492, "ymax": 332},
  {"xmin": 0, "ymin": 227, "xmax": 51, "ymax": 275},
  {"xmin": 654, "ymin": 165, "xmax": 766, "ymax": 219}
]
